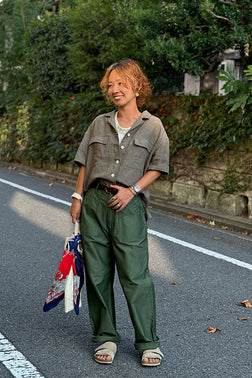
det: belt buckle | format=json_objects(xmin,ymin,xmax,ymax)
[{"xmin": 104, "ymin": 186, "xmax": 111, "ymax": 194}]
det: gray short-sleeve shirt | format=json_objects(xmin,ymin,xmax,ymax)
[{"xmin": 74, "ymin": 110, "xmax": 169, "ymax": 207}]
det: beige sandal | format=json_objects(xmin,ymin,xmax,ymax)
[
  {"xmin": 141, "ymin": 348, "xmax": 164, "ymax": 367},
  {"xmin": 94, "ymin": 341, "xmax": 117, "ymax": 364}
]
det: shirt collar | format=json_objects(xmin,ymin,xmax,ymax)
[{"xmin": 105, "ymin": 110, "xmax": 151, "ymax": 129}]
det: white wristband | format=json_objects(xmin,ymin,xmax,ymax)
[{"xmin": 71, "ymin": 192, "xmax": 83, "ymax": 202}]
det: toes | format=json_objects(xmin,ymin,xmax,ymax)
[
  {"xmin": 142, "ymin": 357, "xmax": 160, "ymax": 363},
  {"xmin": 96, "ymin": 354, "xmax": 112, "ymax": 361}
]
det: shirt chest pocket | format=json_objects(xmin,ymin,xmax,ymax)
[
  {"xmin": 88, "ymin": 136, "xmax": 109, "ymax": 160},
  {"xmin": 128, "ymin": 137, "xmax": 153, "ymax": 168}
]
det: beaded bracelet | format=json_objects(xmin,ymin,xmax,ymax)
[{"xmin": 128, "ymin": 186, "xmax": 136, "ymax": 196}]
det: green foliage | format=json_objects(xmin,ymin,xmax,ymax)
[
  {"xmin": 214, "ymin": 165, "xmax": 251, "ymax": 195},
  {"xmin": 218, "ymin": 66, "xmax": 252, "ymax": 111},
  {"xmin": 0, "ymin": 90, "xmax": 112, "ymax": 165},
  {"xmin": 147, "ymin": 94, "xmax": 250, "ymax": 163},
  {"xmin": 151, "ymin": 0, "xmax": 251, "ymax": 75},
  {"xmin": 0, "ymin": 0, "xmax": 42, "ymax": 91},
  {"xmin": 67, "ymin": 0, "xmax": 183, "ymax": 92},
  {"xmin": 67, "ymin": 0, "xmax": 252, "ymax": 93},
  {"xmin": 244, "ymin": 65, "xmax": 252, "ymax": 80},
  {"xmin": 217, "ymin": 66, "xmax": 252, "ymax": 146},
  {"xmin": 23, "ymin": 13, "xmax": 77, "ymax": 100}
]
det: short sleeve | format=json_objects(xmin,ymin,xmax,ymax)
[
  {"xmin": 148, "ymin": 120, "xmax": 169, "ymax": 174},
  {"xmin": 74, "ymin": 123, "xmax": 93, "ymax": 166}
]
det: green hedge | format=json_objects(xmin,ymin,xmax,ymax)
[
  {"xmin": 147, "ymin": 94, "xmax": 252, "ymax": 163},
  {"xmin": 0, "ymin": 90, "xmax": 112, "ymax": 166},
  {"xmin": 1, "ymin": 92, "xmax": 251, "ymax": 167}
]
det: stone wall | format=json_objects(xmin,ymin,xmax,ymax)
[{"xmin": 150, "ymin": 148, "xmax": 252, "ymax": 219}]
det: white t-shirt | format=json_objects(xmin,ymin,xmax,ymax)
[{"xmin": 115, "ymin": 112, "xmax": 132, "ymax": 144}]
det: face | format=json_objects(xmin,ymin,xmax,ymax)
[{"xmin": 107, "ymin": 70, "xmax": 136, "ymax": 108}]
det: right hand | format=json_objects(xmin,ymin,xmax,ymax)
[{"xmin": 69, "ymin": 198, "xmax": 82, "ymax": 224}]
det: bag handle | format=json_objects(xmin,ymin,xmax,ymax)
[{"xmin": 74, "ymin": 222, "xmax": 81, "ymax": 235}]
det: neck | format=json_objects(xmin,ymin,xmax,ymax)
[{"xmin": 117, "ymin": 103, "xmax": 141, "ymax": 123}]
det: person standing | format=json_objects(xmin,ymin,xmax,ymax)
[{"xmin": 70, "ymin": 59, "xmax": 169, "ymax": 367}]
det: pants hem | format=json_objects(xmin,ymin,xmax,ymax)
[
  {"xmin": 134, "ymin": 340, "xmax": 160, "ymax": 351},
  {"xmin": 92, "ymin": 335, "xmax": 121, "ymax": 344}
]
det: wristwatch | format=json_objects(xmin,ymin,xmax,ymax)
[{"xmin": 131, "ymin": 184, "xmax": 141, "ymax": 194}]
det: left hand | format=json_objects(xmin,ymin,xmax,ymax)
[{"xmin": 107, "ymin": 185, "xmax": 135, "ymax": 212}]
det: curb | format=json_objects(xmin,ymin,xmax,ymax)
[
  {"xmin": 150, "ymin": 193, "xmax": 252, "ymax": 235},
  {"xmin": 1, "ymin": 162, "xmax": 252, "ymax": 235}
]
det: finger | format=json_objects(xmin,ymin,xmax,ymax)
[
  {"xmin": 116, "ymin": 203, "xmax": 125, "ymax": 212},
  {"xmin": 112, "ymin": 202, "xmax": 121, "ymax": 209},
  {"xmin": 110, "ymin": 201, "xmax": 121, "ymax": 210},
  {"xmin": 108, "ymin": 197, "xmax": 119, "ymax": 207}
]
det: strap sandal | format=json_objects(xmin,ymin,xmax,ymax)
[
  {"xmin": 141, "ymin": 347, "xmax": 164, "ymax": 367},
  {"xmin": 94, "ymin": 341, "xmax": 117, "ymax": 364}
]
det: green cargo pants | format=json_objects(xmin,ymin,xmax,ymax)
[{"xmin": 80, "ymin": 187, "xmax": 160, "ymax": 350}]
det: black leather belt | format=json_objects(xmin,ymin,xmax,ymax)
[{"xmin": 90, "ymin": 181, "xmax": 118, "ymax": 195}]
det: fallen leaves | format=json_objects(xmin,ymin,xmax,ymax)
[
  {"xmin": 238, "ymin": 300, "xmax": 252, "ymax": 308},
  {"xmin": 206, "ymin": 299, "xmax": 251, "ymax": 334},
  {"xmin": 186, "ymin": 212, "xmax": 252, "ymax": 234},
  {"xmin": 221, "ymin": 225, "xmax": 230, "ymax": 230},
  {"xmin": 187, "ymin": 213, "xmax": 206, "ymax": 223},
  {"xmin": 187, "ymin": 213, "xmax": 216, "ymax": 227},
  {"xmin": 207, "ymin": 327, "xmax": 221, "ymax": 334}
]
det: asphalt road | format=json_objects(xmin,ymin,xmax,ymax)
[{"xmin": 0, "ymin": 166, "xmax": 251, "ymax": 378}]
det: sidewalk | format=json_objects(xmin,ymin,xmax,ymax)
[{"xmin": 2, "ymin": 162, "xmax": 252, "ymax": 235}]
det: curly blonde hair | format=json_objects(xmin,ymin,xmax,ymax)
[{"xmin": 100, "ymin": 59, "xmax": 152, "ymax": 107}]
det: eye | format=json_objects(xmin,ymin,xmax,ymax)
[{"xmin": 108, "ymin": 84, "xmax": 112, "ymax": 89}]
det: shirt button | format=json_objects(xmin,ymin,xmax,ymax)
[
  {"xmin": 111, "ymin": 173, "xmax": 115, "ymax": 177},
  {"xmin": 127, "ymin": 133, "xmax": 131, "ymax": 137},
  {"xmin": 115, "ymin": 160, "xmax": 120, "ymax": 164},
  {"xmin": 120, "ymin": 145, "xmax": 125, "ymax": 150}
]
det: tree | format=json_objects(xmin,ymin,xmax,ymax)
[
  {"xmin": 0, "ymin": 0, "xmax": 76, "ymax": 95},
  {"xmin": 67, "ymin": 0, "xmax": 182, "ymax": 92},
  {"xmin": 23, "ymin": 13, "xmax": 76, "ymax": 100},
  {"xmin": 0, "ymin": 0, "xmax": 42, "ymax": 92},
  {"xmin": 144, "ymin": 0, "xmax": 252, "ymax": 76},
  {"xmin": 67, "ymin": 0, "xmax": 252, "ymax": 92}
]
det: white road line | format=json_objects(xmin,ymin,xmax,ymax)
[
  {"xmin": 1, "ymin": 178, "xmax": 252, "ymax": 273},
  {"xmin": 148, "ymin": 229, "xmax": 252, "ymax": 271},
  {"xmin": 0, "ymin": 178, "xmax": 71, "ymax": 206},
  {"xmin": 0, "ymin": 333, "xmax": 44, "ymax": 378}
]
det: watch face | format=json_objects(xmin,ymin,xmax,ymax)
[{"xmin": 133, "ymin": 184, "xmax": 141, "ymax": 193}]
